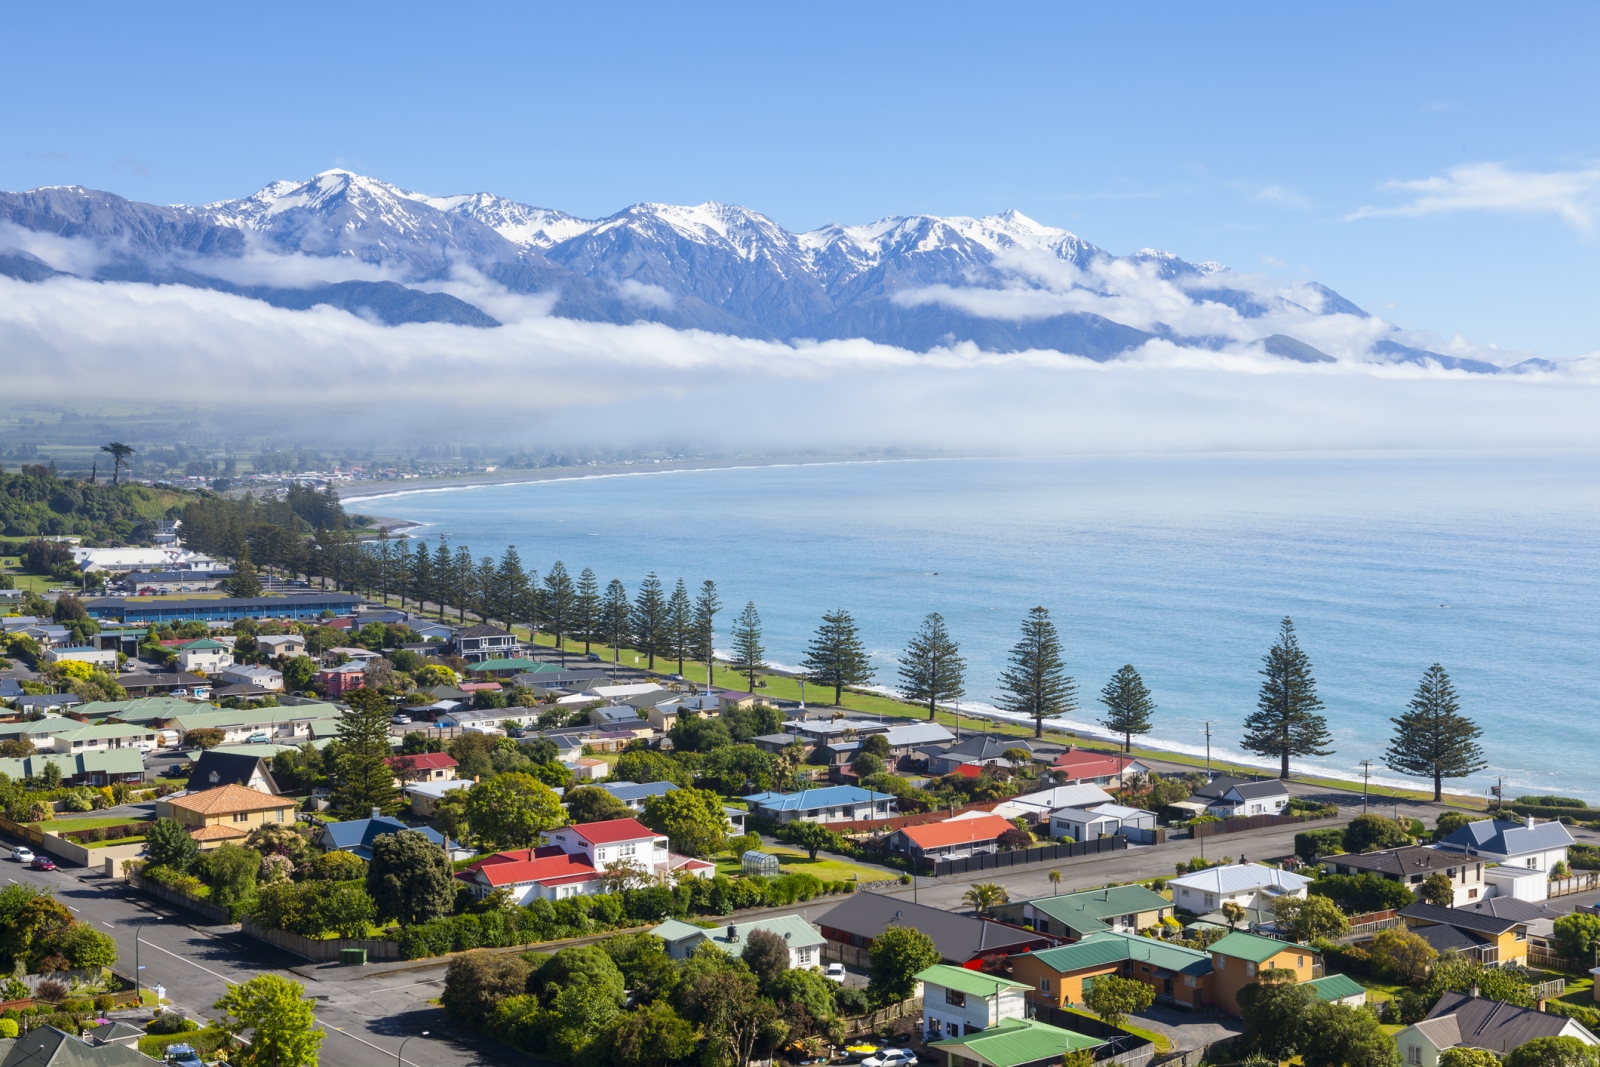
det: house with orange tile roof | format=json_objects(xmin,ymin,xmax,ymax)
[
  {"xmin": 883, "ymin": 813, "xmax": 1017, "ymax": 862},
  {"xmin": 157, "ymin": 783, "xmax": 299, "ymax": 848},
  {"xmin": 1050, "ymin": 746, "xmax": 1150, "ymax": 788}
]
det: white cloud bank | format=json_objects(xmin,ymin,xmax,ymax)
[
  {"xmin": 3, "ymin": 273, "xmax": 1599, "ymax": 455},
  {"xmin": 1348, "ymin": 162, "xmax": 1600, "ymax": 230}
]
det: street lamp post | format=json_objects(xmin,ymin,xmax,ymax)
[{"xmin": 398, "ymin": 1031, "xmax": 430, "ymax": 1067}]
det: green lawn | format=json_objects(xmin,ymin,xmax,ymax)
[
  {"xmin": 33, "ymin": 816, "xmax": 153, "ymax": 831},
  {"xmin": 88, "ymin": 835, "xmax": 148, "ymax": 848},
  {"xmin": 714, "ymin": 843, "xmax": 896, "ymax": 883}
]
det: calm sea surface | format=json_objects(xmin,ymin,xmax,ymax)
[{"xmin": 348, "ymin": 452, "xmax": 1600, "ymax": 799}]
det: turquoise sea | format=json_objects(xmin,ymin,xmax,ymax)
[{"xmin": 347, "ymin": 452, "xmax": 1600, "ymax": 800}]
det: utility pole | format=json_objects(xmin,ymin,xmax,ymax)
[
  {"xmin": 1360, "ymin": 760, "xmax": 1372, "ymax": 813},
  {"xmin": 1203, "ymin": 722, "xmax": 1212, "ymax": 775}
]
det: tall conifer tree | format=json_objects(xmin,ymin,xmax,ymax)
[
  {"xmin": 632, "ymin": 573, "xmax": 668, "ymax": 669},
  {"xmin": 730, "ymin": 601, "xmax": 765, "ymax": 693},
  {"xmin": 1099, "ymin": 665, "xmax": 1156, "ymax": 753},
  {"xmin": 332, "ymin": 689, "xmax": 399, "ymax": 816},
  {"xmin": 997, "ymin": 606, "xmax": 1076, "ymax": 738},
  {"xmin": 802, "ymin": 609, "xmax": 873, "ymax": 706},
  {"xmin": 1385, "ymin": 663, "xmax": 1485, "ymax": 802},
  {"xmin": 431, "ymin": 538, "xmax": 452, "ymax": 620},
  {"xmin": 898, "ymin": 612, "xmax": 966, "ymax": 721},
  {"xmin": 1241, "ymin": 617, "xmax": 1334, "ymax": 780},
  {"xmin": 494, "ymin": 546, "xmax": 531, "ymax": 632},
  {"xmin": 575, "ymin": 568, "xmax": 601, "ymax": 655},
  {"xmin": 690, "ymin": 580, "xmax": 722, "ymax": 689},
  {"xmin": 602, "ymin": 579, "xmax": 630, "ymax": 664},
  {"xmin": 544, "ymin": 561, "xmax": 576, "ymax": 665},
  {"xmin": 666, "ymin": 578, "xmax": 693, "ymax": 675},
  {"xmin": 452, "ymin": 546, "xmax": 474, "ymax": 622}
]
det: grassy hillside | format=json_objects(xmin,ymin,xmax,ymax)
[{"xmin": 0, "ymin": 463, "xmax": 191, "ymax": 541}]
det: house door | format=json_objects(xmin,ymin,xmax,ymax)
[
  {"xmin": 1163, "ymin": 978, "xmax": 1173, "ymax": 996},
  {"xmin": 1193, "ymin": 989, "xmax": 1203, "ymax": 1007}
]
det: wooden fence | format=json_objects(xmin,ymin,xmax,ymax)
[
  {"xmin": 831, "ymin": 801, "xmax": 1004, "ymax": 834},
  {"xmin": 0, "ymin": 813, "xmax": 47, "ymax": 846},
  {"xmin": 1528, "ymin": 949, "xmax": 1585, "ymax": 976},
  {"xmin": 1548, "ymin": 872, "xmax": 1600, "ymax": 898},
  {"xmin": 1152, "ymin": 1038, "xmax": 1240, "ymax": 1067},
  {"xmin": 1530, "ymin": 976, "xmax": 1569, "ymax": 998},
  {"xmin": 240, "ymin": 917, "xmax": 401, "ymax": 962},
  {"xmin": 1192, "ymin": 809, "xmax": 1338, "ymax": 839},
  {"xmin": 822, "ymin": 940, "xmax": 871, "ymax": 970},
  {"xmin": 840, "ymin": 996, "xmax": 921, "ymax": 1036},
  {"xmin": 919, "ymin": 835, "xmax": 1126, "ymax": 876}
]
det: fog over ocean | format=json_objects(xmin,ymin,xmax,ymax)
[{"xmin": 350, "ymin": 451, "xmax": 1600, "ymax": 800}]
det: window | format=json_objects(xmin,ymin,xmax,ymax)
[
  {"xmin": 1039, "ymin": 977, "xmax": 1052, "ymax": 994},
  {"xmin": 1407, "ymin": 1044, "xmax": 1422, "ymax": 1065},
  {"xmin": 1214, "ymin": 955, "xmax": 1225, "ymax": 970},
  {"xmin": 1246, "ymin": 962, "xmax": 1256, "ymax": 977},
  {"xmin": 945, "ymin": 988, "xmax": 966, "ymax": 1007},
  {"xmin": 798, "ymin": 948, "xmax": 812, "ymax": 964},
  {"xmin": 1184, "ymin": 975, "xmax": 1196, "ymax": 988},
  {"xmin": 1297, "ymin": 955, "xmax": 1304, "ymax": 968}
]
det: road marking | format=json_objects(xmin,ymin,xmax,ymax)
[
  {"xmin": 324, "ymin": 1023, "xmax": 430, "ymax": 1067},
  {"xmin": 142, "ymin": 939, "xmax": 237, "ymax": 984}
]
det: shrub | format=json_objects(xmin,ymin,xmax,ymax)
[
  {"xmin": 1295, "ymin": 827, "xmax": 1348, "ymax": 861},
  {"xmin": 1518, "ymin": 795, "xmax": 1587, "ymax": 809},
  {"xmin": 1343, "ymin": 813, "xmax": 1414, "ymax": 853},
  {"xmin": 146, "ymin": 1013, "xmax": 200, "ymax": 1035}
]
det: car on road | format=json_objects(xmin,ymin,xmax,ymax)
[
  {"xmin": 587, "ymin": 652, "xmax": 602, "ymax": 662},
  {"xmin": 30, "ymin": 855, "xmax": 56, "ymax": 871},
  {"xmin": 392, "ymin": 714, "xmax": 412, "ymax": 725},
  {"xmin": 243, "ymin": 733, "xmax": 269, "ymax": 743},
  {"xmin": 11, "ymin": 847, "xmax": 34, "ymax": 863},
  {"xmin": 823, "ymin": 962, "xmax": 847, "ymax": 983},
  {"xmin": 167, "ymin": 764, "xmax": 186, "ymax": 776},
  {"xmin": 861, "ymin": 1051, "xmax": 917, "ymax": 1067}
]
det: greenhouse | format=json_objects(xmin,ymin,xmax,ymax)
[{"xmin": 741, "ymin": 850, "xmax": 781, "ymax": 877}]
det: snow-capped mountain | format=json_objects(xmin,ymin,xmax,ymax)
[{"xmin": 0, "ymin": 168, "xmax": 1525, "ymax": 371}]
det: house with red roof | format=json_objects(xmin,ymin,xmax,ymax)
[
  {"xmin": 459, "ymin": 846, "xmax": 610, "ymax": 903},
  {"xmin": 457, "ymin": 817, "xmax": 714, "ymax": 905},
  {"xmin": 883, "ymin": 813, "xmax": 1016, "ymax": 862},
  {"xmin": 386, "ymin": 751, "xmax": 457, "ymax": 788},
  {"xmin": 1050, "ymin": 746, "xmax": 1150, "ymax": 788}
]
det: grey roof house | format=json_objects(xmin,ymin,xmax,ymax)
[
  {"xmin": 1395, "ymin": 991, "xmax": 1597, "ymax": 1065},
  {"xmin": 1432, "ymin": 816, "xmax": 1575, "ymax": 872}
]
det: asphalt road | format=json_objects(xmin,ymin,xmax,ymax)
[{"xmin": 1, "ymin": 860, "xmax": 528, "ymax": 1067}]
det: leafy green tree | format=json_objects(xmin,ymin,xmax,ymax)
[
  {"xmin": 198, "ymin": 843, "xmax": 261, "ymax": 908},
  {"xmin": 55, "ymin": 923, "xmax": 117, "ymax": 969},
  {"xmin": 1083, "ymin": 974, "xmax": 1155, "ymax": 1028},
  {"xmin": 898, "ymin": 612, "xmax": 965, "ymax": 721},
  {"xmin": 593, "ymin": 1001, "xmax": 698, "ymax": 1067},
  {"xmin": 1301, "ymin": 1001, "xmax": 1400, "ymax": 1067},
  {"xmin": 464, "ymin": 773, "xmax": 565, "ymax": 850},
  {"xmin": 851, "ymin": 752, "xmax": 886, "ymax": 778},
  {"xmin": 331, "ymin": 688, "xmax": 398, "ymax": 817},
  {"xmin": 1369, "ymin": 927, "xmax": 1438, "ymax": 984},
  {"xmin": 227, "ymin": 547, "xmax": 263, "ymax": 598},
  {"xmin": 1241, "ymin": 617, "xmax": 1333, "ymax": 780},
  {"xmin": 144, "ymin": 817, "xmax": 200, "ymax": 871},
  {"xmin": 1239, "ymin": 968, "xmax": 1316, "ymax": 1061},
  {"xmin": 730, "ymin": 601, "xmax": 766, "ymax": 692},
  {"xmin": 441, "ymin": 950, "xmax": 534, "ymax": 1028},
  {"xmin": 1441, "ymin": 1049, "xmax": 1508, "ymax": 1067},
  {"xmin": 100, "ymin": 441, "xmax": 135, "ymax": 485},
  {"xmin": 601, "ymin": 932, "xmax": 682, "ymax": 1005},
  {"xmin": 316, "ymin": 882, "xmax": 377, "ymax": 939},
  {"xmin": 690, "ymin": 580, "xmax": 722, "ymax": 689},
  {"xmin": 1435, "ymin": 810, "xmax": 1491, "ymax": 841},
  {"xmin": 366, "ymin": 829, "xmax": 454, "ymax": 925},
  {"xmin": 1344, "ymin": 813, "xmax": 1415, "ymax": 853},
  {"xmin": 997, "ymin": 606, "xmax": 1077, "ymax": 738},
  {"xmin": 544, "ymin": 561, "xmax": 576, "ymax": 665},
  {"xmin": 632, "ymin": 573, "xmax": 669, "ymax": 669},
  {"xmin": 213, "ymin": 973, "xmax": 324, "ymax": 1067},
  {"xmin": 771, "ymin": 967, "xmax": 838, "ymax": 1036},
  {"xmin": 1271, "ymin": 893, "xmax": 1349, "ymax": 942},
  {"xmin": 1099, "ymin": 664, "xmax": 1156, "ymax": 753},
  {"xmin": 1385, "ymin": 663, "xmax": 1487, "ymax": 802},
  {"xmin": 670, "ymin": 716, "xmax": 734, "ymax": 753},
  {"xmin": 802, "ymin": 608, "xmax": 873, "ymax": 706},
  {"xmin": 615, "ymin": 749, "xmax": 691, "ymax": 786},
  {"xmin": 565, "ymin": 785, "xmax": 632, "ymax": 825},
  {"xmin": 1420, "ymin": 871, "xmax": 1455, "ymax": 907},
  {"xmin": 741, "ymin": 928, "xmax": 791, "ymax": 992},
  {"xmin": 1506, "ymin": 1037, "xmax": 1600, "ymax": 1067},
  {"xmin": 282, "ymin": 655, "xmax": 317, "ymax": 692},
  {"xmin": 868, "ymin": 925, "xmax": 940, "ymax": 1006},
  {"xmin": 689, "ymin": 966, "xmax": 785, "ymax": 1067},
  {"xmin": 1310, "ymin": 872, "xmax": 1422, "ymax": 914},
  {"xmin": 1554, "ymin": 912, "xmax": 1600, "ymax": 960},
  {"xmin": 962, "ymin": 882, "xmax": 1009, "ymax": 916},
  {"xmin": 778, "ymin": 821, "xmax": 839, "ymax": 860},
  {"xmin": 641, "ymin": 787, "xmax": 729, "ymax": 858}
]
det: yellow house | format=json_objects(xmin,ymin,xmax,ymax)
[
  {"xmin": 1400, "ymin": 902, "xmax": 1532, "ymax": 967},
  {"xmin": 161, "ymin": 783, "xmax": 298, "ymax": 849},
  {"xmin": 1207, "ymin": 931, "xmax": 1318, "ymax": 1015}
]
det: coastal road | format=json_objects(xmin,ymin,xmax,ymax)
[{"xmin": 1, "ymin": 860, "xmax": 531, "ymax": 1067}]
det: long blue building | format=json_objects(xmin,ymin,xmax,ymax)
[{"xmin": 87, "ymin": 592, "xmax": 364, "ymax": 624}]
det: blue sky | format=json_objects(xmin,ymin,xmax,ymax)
[{"xmin": 4, "ymin": 2, "xmax": 1599, "ymax": 356}]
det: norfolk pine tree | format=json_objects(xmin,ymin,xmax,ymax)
[
  {"xmin": 452, "ymin": 545, "xmax": 474, "ymax": 621},
  {"xmin": 576, "ymin": 568, "xmax": 601, "ymax": 654},
  {"xmin": 545, "ymin": 561, "xmax": 576, "ymax": 665},
  {"xmin": 494, "ymin": 546, "xmax": 532, "ymax": 632},
  {"xmin": 602, "ymin": 579, "xmax": 630, "ymax": 664},
  {"xmin": 691, "ymin": 580, "xmax": 722, "ymax": 689},
  {"xmin": 898, "ymin": 612, "xmax": 966, "ymax": 721},
  {"xmin": 1099, "ymin": 664, "xmax": 1155, "ymax": 753},
  {"xmin": 1241, "ymin": 617, "xmax": 1334, "ymax": 780},
  {"xmin": 632, "ymin": 573, "xmax": 668, "ymax": 669},
  {"xmin": 730, "ymin": 601, "xmax": 766, "ymax": 692},
  {"xmin": 802, "ymin": 609, "xmax": 874, "ymax": 706},
  {"xmin": 998, "ymin": 606, "xmax": 1077, "ymax": 738},
  {"xmin": 667, "ymin": 578, "xmax": 693, "ymax": 675},
  {"xmin": 331, "ymin": 688, "xmax": 399, "ymax": 817},
  {"xmin": 1384, "ymin": 663, "xmax": 1486, "ymax": 802}
]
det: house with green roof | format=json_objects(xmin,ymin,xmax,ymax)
[
  {"xmin": 1304, "ymin": 973, "xmax": 1366, "ymax": 1007},
  {"xmin": 651, "ymin": 914, "xmax": 826, "ymax": 968},
  {"xmin": 171, "ymin": 703, "xmax": 344, "ymax": 744},
  {"xmin": 916, "ymin": 964, "xmax": 1029, "ymax": 1043},
  {"xmin": 1011, "ymin": 930, "xmax": 1214, "ymax": 1012},
  {"xmin": 175, "ymin": 638, "xmax": 234, "ymax": 674},
  {"xmin": 42, "ymin": 722, "xmax": 163, "ymax": 754},
  {"xmin": 929, "ymin": 1017, "xmax": 1103, "ymax": 1067},
  {"xmin": 0, "ymin": 748, "xmax": 145, "ymax": 787},
  {"xmin": 991, "ymin": 883, "xmax": 1172, "ymax": 939},
  {"xmin": 1207, "ymin": 930, "xmax": 1319, "ymax": 1014},
  {"xmin": 466, "ymin": 658, "xmax": 560, "ymax": 678},
  {"xmin": 73, "ymin": 696, "xmax": 207, "ymax": 724}
]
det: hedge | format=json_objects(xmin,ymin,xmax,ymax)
[
  {"xmin": 1506, "ymin": 803, "xmax": 1595, "ymax": 823},
  {"xmin": 137, "ymin": 1026, "xmax": 234, "ymax": 1059},
  {"xmin": 1295, "ymin": 828, "xmax": 1347, "ymax": 861}
]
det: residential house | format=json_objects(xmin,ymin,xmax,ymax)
[
  {"xmin": 651, "ymin": 915, "xmax": 827, "ymax": 967},
  {"xmin": 920, "ymin": 734, "xmax": 1044, "ymax": 776},
  {"xmin": 317, "ymin": 661, "xmax": 367, "ymax": 697},
  {"xmin": 218, "ymin": 664, "xmax": 284, "ymax": 691},
  {"xmin": 825, "ymin": 722, "xmax": 958, "ymax": 770},
  {"xmin": 174, "ymin": 640, "xmax": 234, "ymax": 674},
  {"xmin": 453, "ymin": 623, "xmax": 520, "ymax": 662},
  {"xmin": 1, "ymin": 1024, "xmax": 154, "ymax": 1066},
  {"xmin": 917, "ymin": 963, "xmax": 1030, "ymax": 1042},
  {"xmin": 169, "ymin": 705, "xmax": 342, "ymax": 745},
  {"xmin": 556, "ymin": 682, "xmax": 665, "ymax": 707},
  {"xmin": 816, "ymin": 893, "xmax": 1055, "ymax": 966},
  {"xmin": 589, "ymin": 704, "xmax": 644, "ymax": 727},
  {"xmin": 12, "ymin": 692, "xmax": 82, "ymax": 714},
  {"xmin": 458, "ymin": 818, "xmax": 713, "ymax": 905},
  {"xmin": 1049, "ymin": 746, "xmax": 1151, "ymax": 787},
  {"xmin": 1395, "ymin": 991, "xmax": 1598, "ymax": 1067},
  {"xmin": 928, "ymin": 1018, "xmax": 1103, "ymax": 1067},
  {"xmin": 1011, "ymin": 931, "xmax": 1215, "ymax": 1011},
  {"xmin": 547, "ymin": 817, "xmax": 669, "ymax": 870},
  {"xmin": 1398, "ymin": 902, "xmax": 1536, "ymax": 966},
  {"xmin": 718, "ymin": 691, "xmax": 766, "ymax": 712},
  {"xmin": 753, "ymin": 732, "xmax": 804, "ymax": 755},
  {"xmin": 112, "ymin": 670, "xmax": 210, "ymax": 698},
  {"xmin": 466, "ymin": 658, "xmax": 556, "ymax": 679},
  {"xmin": 435, "ymin": 707, "xmax": 543, "ymax": 733},
  {"xmin": 1206, "ymin": 931, "xmax": 1318, "ymax": 1015},
  {"xmin": 20, "ymin": 625, "xmax": 72, "ymax": 649},
  {"xmin": 991, "ymin": 884, "xmax": 1173, "ymax": 939},
  {"xmin": 741, "ymin": 784, "xmax": 896, "ymax": 824},
  {"xmin": 458, "ymin": 848, "xmax": 610, "ymax": 904},
  {"xmin": 73, "ymin": 696, "xmax": 199, "ymax": 723},
  {"xmin": 598, "ymin": 781, "xmax": 676, "ymax": 811},
  {"xmin": 327, "ymin": 647, "xmax": 382, "ymax": 664},
  {"xmin": 411, "ymin": 621, "xmax": 454, "ymax": 642},
  {"xmin": 1049, "ymin": 802, "xmax": 1158, "ymax": 844},
  {"xmin": 0, "ymin": 749, "xmax": 144, "ymax": 786},
  {"xmin": 315, "ymin": 812, "xmax": 447, "ymax": 860},
  {"xmin": 159, "ymin": 783, "xmax": 299, "ymax": 848},
  {"xmin": 511, "ymin": 668, "xmax": 610, "ymax": 695},
  {"xmin": 406, "ymin": 778, "xmax": 472, "ymax": 816},
  {"xmin": 255, "ymin": 634, "xmax": 307, "ymax": 659},
  {"xmin": 1169, "ymin": 863, "xmax": 1311, "ymax": 918},
  {"xmin": 45, "ymin": 722, "xmax": 163, "ymax": 754},
  {"xmin": 1203, "ymin": 780, "xmax": 1291, "ymax": 818},
  {"xmin": 125, "ymin": 570, "xmax": 230, "ymax": 595},
  {"xmin": 42, "ymin": 645, "xmax": 119, "ymax": 670},
  {"xmin": 779, "ymin": 716, "xmax": 893, "ymax": 750},
  {"xmin": 387, "ymin": 751, "xmax": 458, "ymax": 787},
  {"xmin": 885, "ymin": 814, "xmax": 1016, "ymax": 863},
  {"xmin": 1432, "ymin": 815, "xmax": 1575, "ymax": 873},
  {"xmin": 1321, "ymin": 846, "xmax": 1486, "ymax": 905},
  {"xmin": 565, "ymin": 757, "xmax": 608, "ymax": 781},
  {"xmin": 1441, "ymin": 897, "xmax": 1564, "ymax": 954},
  {"xmin": 187, "ymin": 750, "xmax": 280, "ymax": 794},
  {"xmin": 1305, "ymin": 974, "xmax": 1368, "ymax": 1007},
  {"xmin": 1001, "ymin": 785, "xmax": 1117, "ymax": 825}
]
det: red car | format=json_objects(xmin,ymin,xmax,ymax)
[{"xmin": 30, "ymin": 855, "xmax": 56, "ymax": 871}]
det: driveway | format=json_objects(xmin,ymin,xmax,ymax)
[{"xmin": 1131, "ymin": 1003, "xmax": 1242, "ymax": 1052}]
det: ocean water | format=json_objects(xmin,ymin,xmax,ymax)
[{"xmin": 347, "ymin": 452, "xmax": 1600, "ymax": 800}]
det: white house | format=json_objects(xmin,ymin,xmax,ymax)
[
  {"xmin": 651, "ymin": 915, "xmax": 827, "ymax": 967},
  {"xmin": 1003, "ymin": 784, "xmax": 1116, "ymax": 822},
  {"xmin": 255, "ymin": 634, "xmax": 307, "ymax": 659},
  {"xmin": 175, "ymin": 640, "xmax": 234, "ymax": 674},
  {"xmin": 916, "ymin": 963, "xmax": 1029, "ymax": 1043},
  {"xmin": 459, "ymin": 848, "xmax": 609, "ymax": 903},
  {"xmin": 1169, "ymin": 863, "xmax": 1312, "ymax": 916},
  {"xmin": 45, "ymin": 722, "xmax": 163, "ymax": 753},
  {"xmin": 1050, "ymin": 803, "xmax": 1158, "ymax": 844},
  {"xmin": 42, "ymin": 645, "xmax": 118, "ymax": 670},
  {"xmin": 1395, "ymin": 991, "xmax": 1598, "ymax": 1067},
  {"xmin": 72, "ymin": 547, "xmax": 219, "ymax": 574},
  {"xmin": 218, "ymin": 665, "xmax": 284, "ymax": 691},
  {"xmin": 741, "ymin": 785, "xmax": 897, "ymax": 824},
  {"xmin": 1432, "ymin": 816, "xmax": 1575, "ymax": 873},
  {"xmin": 1204, "ymin": 780, "xmax": 1291, "ymax": 818},
  {"xmin": 548, "ymin": 818, "xmax": 670, "ymax": 871},
  {"xmin": 405, "ymin": 778, "xmax": 473, "ymax": 817}
]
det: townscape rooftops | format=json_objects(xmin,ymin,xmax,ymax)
[
  {"xmin": 816, "ymin": 892, "xmax": 1042, "ymax": 962},
  {"xmin": 1222, "ymin": 780, "xmax": 1291, "ymax": 800},
  {"xmin": 599, "ymin": 781, "xmax": 677, "ymax": 803},
  {"xmin": 1421, "ymin": 991, "xmax": 1593, "ymax": 1053},
  {"xmin": 702, "ymin": 915, "xmax": 827, "ymax": 951},
  {"xmin": 0, "ymin": 749, "xmax": 144, "ymax": 779},
  {"xmin": 1169, "ymin": 863, "xmax": 1313, "ymax": 896},
  {"xmin": 1399, "ymin": 902, "xmax": 1530, "ymax": 935},
  {"xmin": 166, "ymin": 783, "xmax": 293, "ymax": 815},
  {"xmin": 0, "ymin": 1023, "xmax": 151, "ymax": 1066},
  {"xmin": 929, "ymin": 1016, "xmax": 1103, "ymax": 1067},
  {"xmin": 741, "ymin": 784, "xmax": 894, "ymax": 810},
  {"xmin": 1023, "ymin": 930, "xmax": 1213, "ymax": 977},
  {"xmin": 897, "ymin": 814, "xmax": 1014, "ymax": 849},
  {"xmin": 1434, "ymin": 818, "xmax": 1575, "ymax": 857},
  {"xmin": 1325, "ymin": 845, "xmax": 1473, "ymax": 877},
  {"xmin": 566, "ymin": 817, "xmax": 658, "ymax": 844},
  {"xmin": 1208, "ymin": 930, "xmax": 1316, "ymax": 963},
  {"xmin": 188, "ymin": 750, "xmax": 278, "ymax": 792},
  {"xmin": 319, "ymin": 816, "xmax": 446, "ymax": 853},
  {"xmin": 1022, "ymin": 884, "xmax": 1171, "ymax": 933},
  {"xmin": 915, "ymin": 963, "xmax": 1030, "ymax": 997},
  {"xmin": 1304, "ymin": 974, "xmax": 1367, "ymax": 1002},
  {"xmin": 387, "ymin": 752, "xmax": 458, "ymax": 771},
  {"xmin": 1190, "ymin": 775, "xmax": 1252, "ymax": 800}
]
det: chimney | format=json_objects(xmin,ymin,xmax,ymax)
[
  {"xmin": 371, "ymin": 806, "xmax": 380, "ymax": 820},
  {"xmin": 1471, "ymin": 981, "xmax": 1480, "ymax": 999},
  {"xmin": 1527, "ymin": 814, "xmax": 1536, "ymax": 829},
  {"xmin": 1538, "ymin": 999, "xmax": 1547, "ymax": 1012},
  {"xmin": 727, "ymin": 923, "xmax": 739, "ymax": 943}
]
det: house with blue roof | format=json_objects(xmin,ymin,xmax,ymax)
[
  {"xmin": 598, "ymin": 780, "xmax": 678, "ymax": 811},
  {"xmin": 741, "ymin": 784, "xmax": 896, "ymax": 824},
  {"xmin": 314, "ymin": 812, "xmax": 447, "ymax": 859}
]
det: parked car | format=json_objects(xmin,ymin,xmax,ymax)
[
  {"xmin": 392, "ymin": 714, "xmax": 412, "ymax": 725},
  {"xmin": 862, "ymin": 1051, "xmax": 917, "ymax": 1067},
  {"xmin": 166, "ymin": 1044, "xmax": 203, "ymax": 1067},
  {"xmin": 243, "ymin": 733, "xmax": 269, "ymax": 743},
  {"xmin": 823, "ymin": 962, "xmax": 846, "ymax": 983},
  {"xmin": 586, "ymin": 652, "xmax": 602, "ymax": 662},
  {"xmin": 30, "ymin": 855, "xmax": 57, "ymax": 871},
  {"xmin": 10, "ymin": 847, "xmax": 34, "ymax": 863},
  {"xmin": 167, "ymin": 764, "xmax": 186, "ymax": 776}
]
